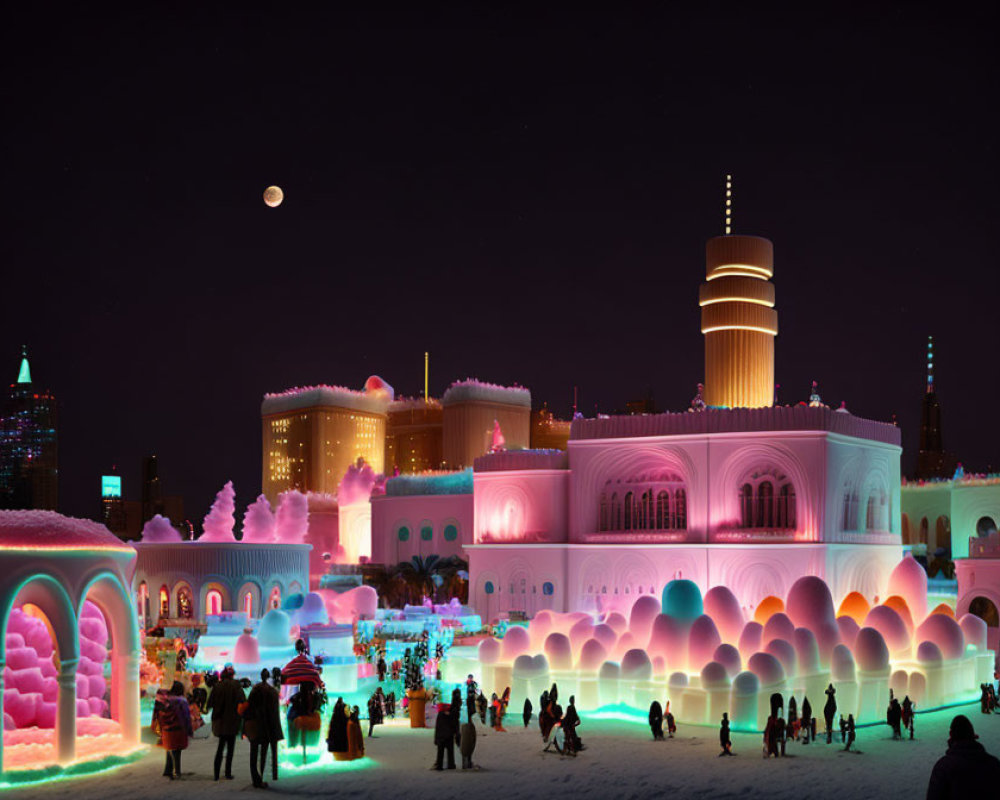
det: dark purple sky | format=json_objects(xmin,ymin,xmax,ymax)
[{"xmin": 3, "ymin": 3, "xmax": 997, "ymax": 521}]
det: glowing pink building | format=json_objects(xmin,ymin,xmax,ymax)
[{"xmin": 468, "ymin": 231, "xmax": 904, "ymax": 621}]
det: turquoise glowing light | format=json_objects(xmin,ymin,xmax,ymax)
[
  {"xmin": 661, "ymin": 579, "xmax": 704, "ymax": 620},
  {"xmin": 101, "ymin": 476, "xmax": 121, "ymax": 498}
]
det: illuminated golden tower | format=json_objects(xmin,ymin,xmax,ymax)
[{"xmin": 699, "ymin": 176, "xmax": 777, "ymax": 408}]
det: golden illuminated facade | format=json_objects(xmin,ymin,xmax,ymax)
[
  {"xmin": 261, "ymin": 381, "xmax": 391, "ymax": 503},
  {"xmin": 699, "ymin": 234, "xmax": 777, "ymax": 409},
  {"xmin": 441, "ymin": 381, "xmax": 531, "ymax": 469},
  {"xmin": 385, "ymin": 398, "xmax": 444, "ymax": 474},
  {"xmin": 530, "ymin": 405, "xmax": 572, "ymax": 450}
]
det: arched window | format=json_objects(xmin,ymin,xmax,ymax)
[
  {"xmin": 779, "ymin": 484, "xmax": 795, "ymax": 529},
  {"xmin": 969, "ymin": 596, "xmax": 999, "ymax": 628},
  {"xmin": 638, "ymin": 491, "xmax": 652, "ymax": 529},
  {"xmin": 176, "ymin": 585, "xmax": 193, "ymax": 619},
  {"xmin": 599, "ymin": 493, "xmax": 608, "ymax": 531},
  {"xmin": 919, "ymin": 517, "xmax": 929, "ymax": 545},
  {"xmin": 397, "ymin": 525, "xmax": 410, "ymax": 542},
  {"xmin": 843, "ymin": 488, "xmax": 858, "ymax": 531},
  {"xmin": 656, "ymin": 491, "xmax": 670, "ymax": 529},
  {"xmin": 421, "ymin": 525, "xmax": 433, "ymax": 541},
  {"xmin": 624, "ymin": 492, "xmax": 634, "ymax": 531},
  {"xmin": 740, "ymin": 484, "xmax": 753, "ymax": 527},
  {"xmin": 484, "ymin": 581, "xmax": 494, "ymax": 595},
  {"xmin": 159, "ymin": 585, "xmax": 169, "ymax": 618},
  {"xmin": 444, "ymin": 524, "xmax": 458, "ymax": 542},
  {"xmin": 675, "ymin": 489, "xmax": 687, "ymax": 530},
  {"xmin": 268, "ymin": 585, "xmax": 282, "ymax": 610},
  {"xmin": 757, "ymin": 482, "xmax": 773, "ymax": 528},
  {"xmin": 611, "ymin": 493, "xmax": 620, "ymax": 530},
  {"xmin": 206, "ymin": 589, "xmax": 223, "ymax": 615}
]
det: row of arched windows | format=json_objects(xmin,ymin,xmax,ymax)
[
  {"xmin": 599, "ymin": 487, "xmax": 687, "ymax": 532},
  {"xmin": 842, "ymin": 487, "xmax": 889, "ymax": 532},
  {"xmin": 738, "ymin": 472, "xmax": 796, "ymax": 529}
]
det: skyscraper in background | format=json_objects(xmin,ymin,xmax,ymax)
[
  {"xmin": 915, "ymin": 336, "xmax": 957, "ymax": 480},
  {"xmin": 0, "ymin": 348, "xmax": 58, "ymax": 510}
]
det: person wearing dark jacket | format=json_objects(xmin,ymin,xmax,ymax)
[
  {"xmin": 450, "ymin": 689, "xmax": 463, "ymax": 745},
  {"xmin": 562, "ymin": 696, "xmax": 582, "ymax": 752},
  {"xmin": 649, "ymin": 701, "xmax": 664, "ymax": 740},
  {"xmin": 823, "ymin": 684, "xmax": 837, "ymax": 744},
  {"xmin": 434, "ymin": 702, "xmax": 457, "ymax": 770},
  {"xmin": 245, "ymin": 669, "xmax": 283, "ymax": 788},
  {"xmin": 523, "ymin": 697, "xmax": 532, "ymax": 728},
  {"xmin": 843, "ymin": 714, "xmax": 856, "ymax": 752},
  {"xmin": 368, "ymin": 687, "xmax": 385, "ymax": 737},
  {"xmin": 800, "ymin": 697, "xmax": 812, "ymax": 744},
  {"xmin": 206, "ymin": 665, "xmax": 245, "ymax": 781},
  {"xmin": 155, "ymin": 682, "xmax": 193, "ymax": 779},
  {"xmin": 460, "ymin": 717, "xmax": 477, "ymax": 769},
  {"xmin": 327, "ymin": 698, "xmax": 349, "ymax": 761},
  {"xmin": 926, "ymin": 714, "xmax": 1000, "ymax": 798},
  {"xmin": 719, "ymin": 713, "xmax": 733, "ymax": 756}
]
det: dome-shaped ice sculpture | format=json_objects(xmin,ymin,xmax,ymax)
[
  {"xmin": 591, "ymin": 622, "xmax": 617, "ymax": 652},
  {"xmin": 748, "ymin": 652, "xmax": 785, "ymax": 686},
  {"xmin": 713, "ymin": 643, "xmax": 742, "ymax": 677},
  {"xmin": 578, "ymin": 638, "xmax": 608, "ymax": 670},
  {"xmin": 512, "ymin": 653, "xmax": 548, "ymax": 679},
  {"xmin": 630, "ymin": 594, "xmax": 662, "ymax": 641},
  {"xmin": 929, "ymin": 603, "xmax": 955, "ymax": 619},
  {"xmin": 793, "ymin": 627, "xmax": 821, "ymax": 675},
  {"xmin": 916, "ymin": 640, "xmax": 943, "ymax": 666},
  {"xmin": 668, "ymin": 671, "xmax": 689, "ymax": 691},
  {"xmin": 887, "ymin": 554, "xmax": 928, "ymax": 624},
  {"xmin": 764, "ymin": 639, "xmax": 796, "ymax": 676},
  {"xmin": 257, "ymin": 609, "xmax": 292, "ymax": 647},
  {"xmin": 753, "ymin": 596, "xmax": 785, "ymax": 625},
  {"xmin": 688, "ymin": 615, "xmax": 722, "ymax": 669},
  {"xmin": 233, "ymin": 631, "xmax": 260, "ymax": 664},
  {"xmin": 604, "ymin": 611, "xmax": 628, "ymax": 635},
  {"xmin": 292, "ymin": 592, "xmax": 330, "ymax": 627},
  {"xmin": 738, "ymin": 621, "xmax": 763, "ymax": 662},
  {"xmin": 599, "ymin": 660, "xmax": 620, "ymax": 683},
  {"xmin": 837, "ymin": 592, "xmax": 870, "ymax": 625},
  {"xmin": 502, "ymin": 625, "xmax": 531, "ymax": 660},
  {"xmin": 569, "ymin": 617, "xmax": 595, "ymax": 651},
  {"xmin": 661, "ymin": 579, "xmax": 703, "ymax": 621},
  {"xmin": 883, "ymin": 596, "xmax": 915, "ymax": 634},
  {"xmin": 853, "ymin": 627, "xmax": 890, "ymax": 672},
  {"xmin": 958, "ymin": 613, "xmax": 988, "ymax": 651},
  {"xmin": 915, "ymin": 613, "xmax": 964, "ymax": 660},
  {"xmin": 544, "ymin": 632, "xmax": 573, "ymax": 670},
  {"xmin": 863, "ymin": 605, "xmax": 910, "ymax": 655},
  {"xmin": 703, "ymin": 586, "xmax": 745, "ymax": 643},
  {"xmin": 830, "ymin": 644, "xmax": 855, "ymax": 682},
  {"xmin": 621, "ymin": 648, "xmax": 653, "ymax": 680},
  {"xmin": 786, "ymin": 576, "xmax": 836, "ymax": 629},
  {"xmin": 836, "ymin": 615, "xmax": 860, "ymax": 650},
  {"xmin": 701, "ymin": 661, "xmax": 730, "ymax": 689},
  {"xmin": 478, "ymin": 637, "xmax": 502, "ymax": 665},
  {"xmin": 762, "ymin": 613, "xmax": 795, "ymax": 646},
  {"xmin": 530, "ymin": 610, "xmax": 555, "ymax": 648},
  {"xmin": 648, "ymin": 614, "xmax": 687, "ymax": 667}
]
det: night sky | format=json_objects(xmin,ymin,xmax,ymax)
[{"xmin": 3, "ymin": 3, "xmax": 997, "ymax": 523}]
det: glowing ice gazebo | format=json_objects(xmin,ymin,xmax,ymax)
[{"xmin": 0, "ymin": 511, "xmax": 141, "ymax": 778}]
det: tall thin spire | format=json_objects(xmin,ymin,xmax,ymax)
[
  {"xmin": 16, "ymin": 345, "xmax": 31, "ymax": 384},
  {"xmin": 926, "ymin": 335, "xmax": 934, "ymax": 394},
  {"xmin": 424, "ymin": 351, "xmax": 429, "ymax": 402},
  {"xmin": 724, "ymin": 174, "xmax": 733, "ymax": 235}
]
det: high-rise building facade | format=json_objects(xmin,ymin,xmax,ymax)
[
  {"xmin": 0, "ymin": 348, "xmax": 58, "ymax": 510},
  {"xmin": 915, "ymin": 336, "xmax": 957, "ymax": 480},
  {"xmin": 441, "ymin": 380, "xmax": 531, "ymax": 469},
  {"xmin": 261, "ymin": 376, "xmax": 393, "ymax": 503},
  {"xmin": 385, "ymin": 398, "xmax": 443, "ymax": 474},
  {"xmin": 530, "ymin": 404, "xmax": 572, "ymax": 450}
]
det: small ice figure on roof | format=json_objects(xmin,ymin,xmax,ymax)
[
  {"xmin": 490, "ymin": 419, "xmax": 506, "ymax": 452},
  {"xmin": 809, "ymin": 381, "xmax": 823, "ymax": 407},
  {"xmin": 835, "ymin": 401, "xmax": 849, "ymax": 414},
  {"xmin": 953, "ymin": 462, "xmax": 965, "ymax": 480},
  {"xmin": 690, "ymin": 383, "xmax": 706, "ymax": 412}
]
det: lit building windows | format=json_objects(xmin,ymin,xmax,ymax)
[
  {"xmin": 738, "ymin": 469, "xmax": 795, "ymax": 529},
  {"xmin": 599, "ymin": 474, "xmax": 688, "ymax": 533}
]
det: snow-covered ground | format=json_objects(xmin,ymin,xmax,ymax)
[{"xmin": 6, "ymin": 703, "xmax": 1000, "ymax": 800}]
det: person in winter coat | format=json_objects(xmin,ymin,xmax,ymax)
[
  {"xmin": 787, "ymin": 696, "xmax": 798, "ymax": 741},
  {"xmin": 824, "ymin": 684, "xmax": 837, "ymax": 744},
  {"xmin": 665, "ymin": 701, "xmax": 676, "ymax": 738},
  {"xmin": 155, "ymin": 682, "xmax": 193, "ymax": 779},
  {"xmin": 843, "ymin": 715, "xmax": 856, "ymax": 752},
  {"xmin": 887, "ymin": 693, "xmax": 903, "ymax": 740},
  {"xmin": 476, "ymin": 691, "xmax": 487, "ymax": 724},
  {"xmin": 927, "ymin": 715, "xmax": 1000, "ymax": 797},
  {"xmin": 347, "ymin": 706, "xmax": 365, "ymax": 759},
  {"xmin": 465, "ymin": 675, "xmax": 479, "ymax": 723},
  {"xmin": 460, "ymin": 717, "xmax": 477, "ymax": 769},
  {"xmin": 488, "ymin": 693, "xmax": 498, "ymax": 729},
  {"xmin": 206, "ymin": 665, "xmax": 245, "ymax": 781},
  {"xmin": 327, "ymin": 698, "xmax": 350, "ymax": 760},
  {"xmin": 649, "ymin": 701, "xmax": 664, "ymax": 740},
  {"xmin": 764, "ymin": 715, "xmax": 780, "ymax": 758},
  {"xmin": 523, "ymin": 697, "xmax": 533, "ymax": 728},
  {"xmin": 433, "ymin": 702, "xmax": 457, "ymax": 770},
  {"xmin": 562, "ymin": 696, "xmax": 582, "ymax": 752},
  {"xmin": 244, "ymin": 669, "xmax": 283, "ymax": 788},
  {"xmin": 719, "ymin": 713, "xmax": 733, "ymax": 756},
  {"xmin": 368, "ymin": 687, "xmax": 385, "ymax": 737},
  {"xmin": 377, "ymin": 656, "xmax": 387, "ymax": 682},
  {"xmin": 800, "ymin": 697, "xmax": 812, "ymax": 744}
]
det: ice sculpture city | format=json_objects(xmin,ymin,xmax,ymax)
[{"xmin": 473, "ymin": 558, "xmax": 993, "ymax": 730}]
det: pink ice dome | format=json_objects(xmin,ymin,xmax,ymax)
[
  {"xmin": 599, "ymin": 661, "xmax": 620, "ymax": 682},
  {"xmin": 712, "ymin": 643, "xmax": 742, "ymax": 677},
  {"xmin": 836, "ymin": 615, "xmax": 861, "ymax": 650},
  {"xmin": 501, "ymin": 625, "xmax": 531, "ymax": 660},
  {"xmin": 324, "ymin": 585, "xmax": 378, "ymax": 623},
  {"xmin": 569, "ymin": 617, "xmax": 595, "ymax": 651},
  {"xmin": 958, "ymin": 614, "xmax": 988, "ymax": 651},
  {"xmin": 831, "ymin": 644, "xmax": 856, "ymax": 682},
  {"xmin": 853, "ymin": 627, "xmax": 890, "ymax": 672},
  {"xmin": 883, "ymin": 596, "xmax": 915, "ymax": 635},
  {"xmin": 0, "ymin": 509, "xmax": 129, "ymax": 549},
  {"xmin": 762, "ymin": 613, "xmax": 795, "ymax": 646},
  {"xmin": 233, "ymin": 631, "xmax": 260, "ymax": 664},
  {"xmin": 688, "ymin": 615, "xmax": 722, "ymax": 669},
  {"xmin": 614, "ymin": 632, "xmax": 637, "ymax": 660},
  {"xmin": 764, "ymin": 639, "xmax": 796, "ymax": 676},
  {"xmin": 915, "ymin": 614, "xmax": 965, "ymax": 660},
  {"xmin": 738, "ymin": 621, "xmax": 763, "ymax": 662},
  {"xmin": 544, "ymin": 632, "xmax": 573, "ymax": 670},
  {"xmin": 629, "ymin": 595, "xmax": 662, "ymax": 642},
  {"xmin": 747, "ymin": 651, "xmax": 785, "ymax": 686},
  {"xmin": 785, "ymin": 576, "xmax": 837, "ymax": 629},
  {"xmin": 793, "ymin": 628, "xmax": 821, "ymax": 675},
  {"xmin": 621, "ymin": 648, "xmax": 653, "ymax": 680},
  {"xmin": 732, "ymin": 670, "xmax": 760, "ymax": 696},
  {"xmin": 578, "ymin": 638, "xmax": 608, "ymax": 671},
  {"xmin": 591, "ymin": 623, "xmax": 618, "ymax": 652},
  {"xmin": 702, "ymin": 586, "xmax": 745, "ymax": 643},
  {"xmin": 863, "ymin": 605, "xmax": 910, "ymax": 655},
  {"xmin": 701, "ymin": 661, "xmax": 731, "ymax": 689},
  {"xmin": 530, "ymin": 610, "xmax": 555, "ymax": 648},
  {"xmin": 648, "ymin": 614, "xmax": 688, "ymax": 670},
  {"xmin": 887, "ymin": 554, "xmax": 928, "ymax": 625},
  {"xmin": 478, "ymin": 637, "xmax": 501, "ymax": 665},
  {"xmin": 512, "ymin": 653, "xmax": 548, "ymax": 678},
  {"xmin": 293, "ymin": 592, "xmax": 330, "ymax": 627},
  {"xmin": 604, "ymin": 612, "xmax": 628, "ymax": 635},
  {"xmin": 916, "ymin": 641, "xmax": 943, "ymax": 666}
]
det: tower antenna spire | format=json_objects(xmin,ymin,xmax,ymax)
[
  {"xmin": 926, "ymin": 335, "xmax": 934, "ymax": 394},
  {"xmin": 725, "ymin": 174, "xmax": 732, "ymax": 235},
  {"xmin": 424, "ymin": 351, "xmax": 429, "ymax": 402}
]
